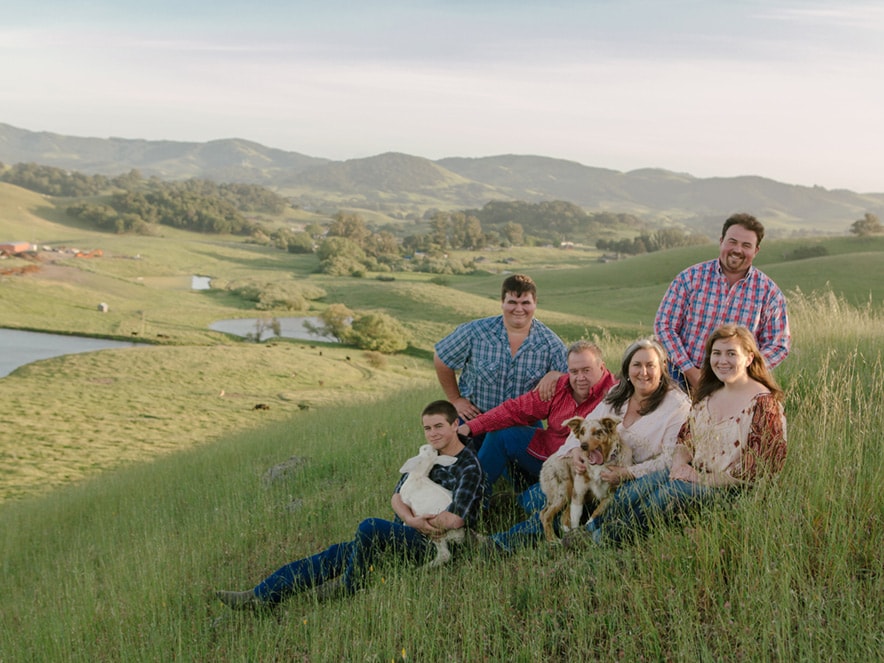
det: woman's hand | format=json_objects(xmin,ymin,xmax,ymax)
[
  {"xmin": 600, "ymin": 465, "xmax": 633, "ymax": 486},
  {"xmin": 569, "ymin": 447, "xmax": 587, "ymax": 474},
  {"xmin": 669, "ymin": 463, "xmax": 700, "ymax": 483}
]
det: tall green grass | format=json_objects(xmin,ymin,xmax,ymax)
[{"xmin": 1, "ymin": 290, "xmax": 881, "ymax": 661}]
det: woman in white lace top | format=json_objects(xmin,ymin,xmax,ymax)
[{"xmin": 579, "ymin": 324, "xmax": 787, "ymax": 546}]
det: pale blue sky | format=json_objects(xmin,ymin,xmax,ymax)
[{"xmin": 2, "ymin": 1, "xmax": 883, "ymax": 191}]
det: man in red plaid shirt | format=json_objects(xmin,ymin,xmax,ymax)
[{"xmin": 654, "ymin": 213, "xmax": 791, "ymax": 391}]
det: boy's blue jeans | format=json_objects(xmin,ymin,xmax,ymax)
[{"xmin": 254, "ymin": 517, "xmax": 434, "ymax": 603}]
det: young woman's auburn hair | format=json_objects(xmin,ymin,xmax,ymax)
[{"xmin": 694, "ymin": 324, "xmax": 784, "ymax": 404}]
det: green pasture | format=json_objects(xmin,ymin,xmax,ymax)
[
  {"xmin": 0, "ymin": 292, "xmax": 881, "ymax": 661},
  {"xmin": 1, "ymin": 183, "xmax": 883, "ymax": 660}
]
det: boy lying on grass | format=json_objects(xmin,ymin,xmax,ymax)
[{"xmin": 215, "ymin": 400, "xmax": 485, "ymax": 610}]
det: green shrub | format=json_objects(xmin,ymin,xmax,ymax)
[
  {"xmin": 785, "ymin": 244, "xmax": 829, "ymax": 260},
  {"xmin": 349, "ymin": 312, "xmax": 410, "ymax": 353},
  {"xmin": 225, "ymin": 278, "xmax": 327, "ymax": 310}
]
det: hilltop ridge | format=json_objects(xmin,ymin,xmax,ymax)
[{"xmin": 2, "ymin": 122, "xmax": 883, "ymax": 233}]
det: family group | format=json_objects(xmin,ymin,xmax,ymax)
[{"xmin": 217, "ymin": 212, "xmax": 790, "ymax": 611}]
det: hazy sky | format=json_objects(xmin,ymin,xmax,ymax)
[{"xmin": 3, "ymin": 1, "xmax": 883, "ymax": 192}]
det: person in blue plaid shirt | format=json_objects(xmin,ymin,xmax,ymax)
[
  {"xmin": 654, "ymin": 213, "xmax": 791, "ymax": 391},
  {"xmin": 433, "ymin": 274, "xmax": 569, "ymax": 440}
]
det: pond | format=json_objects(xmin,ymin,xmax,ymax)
[
  {"xmin": 0, "ymin": 329, "xmax": 141, "ymax": 378},
  {"xmin": 208, "ymin": 316, "xmax": 338, "ymax": 343}
]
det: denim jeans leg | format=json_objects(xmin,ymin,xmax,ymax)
[
  {"xmin": 490, "ymin": 483, "xmax": 548, "ymax": 552},
  {"xmin": 254, "ymin": 540, "xmax": 353, "ymax": 603},
  {"xmin": 490, "ymin": 512, "xmax": 547, "ymax": 552},
  {"xmin": 591, "ymin": 471, "xmax": 669, "ymax": 544},
  {"xmin": 593, "ymin": 471, "xmax": 722, "ymax": 544},
  {"xmin": 477, "ymin": 430, "xmax": 512, "ymax": 487},
  {"xmin": 341, "ymin": 517, "xmax": 434, "ymax": 592},
  {"xmin": 517, "ymin": 482, "xmax": 546, "ymax": 514}
]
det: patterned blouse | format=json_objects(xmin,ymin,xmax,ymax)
[{"xmin": 678, "ymin": 392, "xmax": 787, "ymax": 483}]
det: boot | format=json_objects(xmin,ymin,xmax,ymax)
[{"xmin": 215, "ymin": 589, "xmax": 267, "ymax": 611}]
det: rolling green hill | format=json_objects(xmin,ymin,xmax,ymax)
[
  {"xmin": 1, "ymin": 180, "xmax": 882, "ymax": 499},
  {"xmin": 3, "ymin": 182, "xmax": 883, "ymax": 350},
  {"xmin": 4, "ymin": 122, "xmax": 884, "ymax": 232},
  {"xmin": 1, "ymin": 180, "xmax": 882, "ymax": 660},
  {"xmin": 2, "ymin": 180, "xmax": 881, "ymax": 502}
]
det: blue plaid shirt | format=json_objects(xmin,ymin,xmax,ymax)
[
  {"xmin": 435, "ymin": 315, "xmax": 568, "ymax": 413},
  {"xmin": 654, "ymin": 259, "xmax": 791, "ymax": 372}
]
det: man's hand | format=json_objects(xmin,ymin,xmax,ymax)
[
  {"xmin": 406, "ymin": 514, "xmax": 445, "ymax": 538},
  {"xmin": 534, "ymin": 371, "xmax": 564, "ymax": 401},
  {"xmin": 683, "ymin": 366, "xmax": 701, "ymax": 392},
  {"xmin": 453, "ymin": 396, "xmax": 480, "ymax": 421}
]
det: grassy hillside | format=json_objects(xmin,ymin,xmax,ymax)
[
  {"xmin": 1, "ymin": 185, "xmax": 882, "ymax": 659},
  {"xmin": 2, "ymin": 184, "xmax": 884, "ymax": 504},
  {"xmin": 0, "ymin": 291, "xmax": 880, "ymax": 661}
]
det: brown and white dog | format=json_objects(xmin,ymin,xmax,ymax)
[{"xmin": 539, "ymin": 416, "xmax": 631, "ymax": 542}]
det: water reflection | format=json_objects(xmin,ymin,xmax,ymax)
[
  {"xmin": 0, "ymin": 329, "xmax": 139, "ymax": 378},
  {"xmin": 209, "ymin": 317, "xmax": 338, "ymax": 342}
]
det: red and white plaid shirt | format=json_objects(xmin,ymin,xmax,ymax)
[{"xmin": 654, "ymin": 259, "xmax": 790, "ymax": 372}]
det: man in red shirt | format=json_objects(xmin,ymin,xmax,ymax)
[{"xmin": 458, "ymin": 340, "xmax": 615, "ymax": 493}]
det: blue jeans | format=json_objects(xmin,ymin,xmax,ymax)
[
  {"xmin": 589, "ymin": 470, "xmax": 735, "ymax": 544},
  {"xmin": 478, "ymin": 424, "xmax": 544, "ymax": 490},
  {"xmin": 489, "ymin": 483, "xmax": 549, "ymax": 552},
  {"xmin": 253, "ymin": 518, "xmax": 434, "ymax": 603},
  {"xmin": 490, "ymin": 471, "xmax": 735, "ymax": 551}
]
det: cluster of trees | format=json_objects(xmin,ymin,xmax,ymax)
[
  {"xmin": 311, "ymin": 204, "xmax": 707, "ymax": 276},
  {"xmin": 314, "ymin": 212, "xmax": 477, "ymax": 276},
  {"xmin": 394, "ymin": 202, "xmax": 646, "ymax": 252},
  {"xmin": 0, "ymin": 162, "xmax": 290, "ymax": 236},
  {"xmin": 468, "ymin": 200, "xmax": 640, "ymax": 246},
  {"xmin": 223, "ymin": 278, "xmax": 327, "ymax": 311},
  {"xmin": 172, "ymin": 179, "xmax": 288, "ymax": 215},
  {"xmin": 597, "ymin": 227, "xmax": 710, "ymax": 255},
  {"xmin": 65, "ymin": 178, "xmax": 290, "ymax": 235},
  {"xmin": 850, "ymin": 213, "xmax": 883, "ymax": 237},
  {"xmin": 306, "ymin": 303, "xmax": 410, "ymax": 353},
  {"xmin": 67, "ymin": 188, "xmax": 252, "ymax": 235},
  {"xmin": 0, "ymin": 162, "xmax": 111, "ymax": 197}
]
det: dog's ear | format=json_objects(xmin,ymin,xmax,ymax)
[
  {"xmin": 598, "ymin": 417, "xmax": 620, "ymax": 434},
  {"xmin": 564, "ymin": 416, "xmax": 585, "ymax": 434},
  {"xmin": 434, "ymin": 455, "xmax": 458, "ymax": 467},
  {"xmin": 399, "ymin": 456, "xmax": 421, "ymax": 474}
]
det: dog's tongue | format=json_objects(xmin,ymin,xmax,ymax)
[{"xmin": 588, "ymin": 449, "xmax": 605, "ymax": 465}]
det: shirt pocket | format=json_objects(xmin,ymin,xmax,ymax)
[{"xmin": 473, "ymin": 357, "xmax": 505, "ymax": 384}]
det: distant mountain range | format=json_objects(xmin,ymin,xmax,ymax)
[{"xmin": 2, "ymin": 122, "xmax": 882, "ymax": 235}]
